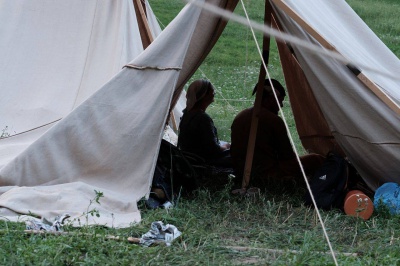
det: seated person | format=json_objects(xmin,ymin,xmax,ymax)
[
  {"xmin": 178, "ymin": 79, "xmax": 231, "ymax": 168},
  {"xmin": 230, "ymin": 79, "xmax": 324, "ymax": 186}
]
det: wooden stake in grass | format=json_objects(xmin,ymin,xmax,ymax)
[
  {"xmin": 21, "ymin": 230, "xmax": 172, "ymax": 246},
  {"xmin": 22, "ymin": 229, "xmax": 142, "ymax": 243},
  {"xmin": 224, "ymin": 246, "xmax": 358, "ymax": 257}
]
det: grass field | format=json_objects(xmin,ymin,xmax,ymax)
[{"xmin": 1, "ymin": 0, "xmax": 400, "ymax": 265}]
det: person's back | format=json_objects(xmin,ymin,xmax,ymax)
[
  {"xmin": 231, "ymin": 105, "xmax": 295, "ymax": 179},
  {"xmin": 179, "ymin": 109, "xmax": 221, "ymax": 160},
  {"xmin": 178, "ymin": 79, "xmax": 231, "ymax": 168},
  {"xmin": 230, "ymin": 78, "xmax": 324, "ymax": 186}
]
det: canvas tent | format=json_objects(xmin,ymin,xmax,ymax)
[
  {"xmin": 269, "ymin": 0, "xmax": 400, "ymax": 189},
  {"xmin": 0, "ymin": 0, "xmax": 186, "ymax": 168},
  {"xmin": 0, "ymin": 0, "xmax": 399, "ymax": 228},
  {"xmin": 0, "ymin": 0, "xmax": 236, "ymax": 227},
  {"xmin": 0, "ymin": 0, "xmax": 188, "ymax": 226},
  {"xmin": 0, "ymin": 0, "xmax": 156, "ymax": 166}
]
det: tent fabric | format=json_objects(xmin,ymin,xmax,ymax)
[
  {"xmin": 274, "ymin": 34, "xmax": 342, "ymax": 156},
  {"xmin": 0, "ymin": 1, "xmax": 203, "ymax": 227},
  {"xmin": 171, "ymin": 0, "xmax": 238, "ymax": 109},
  {"xmin": 146, "ymin": 1, "xmax": 162, "ymax": 38},
  {"xmin": 0, "ymin": 1, "xmax": 202, "ymax": 227},
  {"xmin": 0, "ymin": 0, "xmax": 164, "ymax": 168},
  {"xmin": 0, "ymin": 0, "xmax": 188, "ymax": 179},
  {"xmin": 0, "ymin": 0, "xmax": 141, "ymax": 135},
  {"xmin": 1, "ymin": 0, "xmax": 399, "ymax": 228},
  {"xmin": 271, "ymin": 0, "xmax": 400, "ymax": 189}
]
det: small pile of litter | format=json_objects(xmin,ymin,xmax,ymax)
[
  {"xmin": 25, "ymin": 213, "xmax": 70, "ymax": 232},
  {"xmin": 24, "ymin": 215, "xmax": 181, "ymax": 247},
  {"xmin": 135, "ymin": 221, "xmax": 181, "ymax": 247}
]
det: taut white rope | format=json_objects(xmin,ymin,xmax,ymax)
[
  {"xmin": 219, "ymin": 0, "xmax": 338, "ymax": 265},
  {"xmin": 242, "ymin": 0, "xmax": 340, "ymax": 264}
]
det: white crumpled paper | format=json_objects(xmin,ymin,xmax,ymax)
[
  {"xmin": 140, "ymin": 221, "xmax": 181, "ymax": 247},
  {"xmin": 25, "ymin": 213, "xmax": 70, "ymax": 232}
]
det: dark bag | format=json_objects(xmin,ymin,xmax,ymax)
[
  {"xmin": 146, "ymin": 140, "xmax": 204, "ymax": 209},
  {"xmin": 304, "ymin": 151, "xmax": 349, "ymax": 210},
  {"xmin": 151, "ymin": 164, "xmax": 173, "ymax": 201},
  {"xmin": 156, "ymin": 140, "xmax": 203, "ymax": 194}
]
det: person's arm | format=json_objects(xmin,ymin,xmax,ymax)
[
  {"xmin": 219, "ymin": 141, "xmax": 231, "ymax": 151},
  {"xmin": 197, "ymin": 113, "xmax": 224, "ymax": 156}
]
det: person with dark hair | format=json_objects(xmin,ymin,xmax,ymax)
[
  {"xmin": 178, "ymin": 79, "xmax": 231, "ymax": 167},
  {"xmin": 230, "ymin": 79, "xmax": 324, "ymax": 186},
  {"xmin": 253, "ymin": 78, "xmax": 287, "ymax": 107}
]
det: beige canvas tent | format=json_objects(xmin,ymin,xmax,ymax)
[
  {"xmin": 0, "ymin": 0, "xmax": 399, "ymax": 228},
  {"xmin": 0, "ymin": 0, "xmax": 189, "ymax": 227},
  {"xmin": 0, "ymin": 0, "xmax": 186, "ymax": 167}
]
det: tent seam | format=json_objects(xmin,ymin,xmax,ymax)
[
  {"xmin": 72, "ymin": 0, "xmax": 99, "ymax": 109},
  {"xmin": 124, "ymin": 64, "xmax": 181, "ymax": 71},
  {"xmin": 0, "ymin": 119, "xmax": 61, "ymax": 139},
  {"xmin": 332, "ymin": 131, "xmax": 400, "ymax": 145}
]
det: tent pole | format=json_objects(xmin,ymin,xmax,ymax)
[
  {"xmin": 133, "ymin": 0, "xmax": 154, "ymax": 49},
  {"xmin": 241, "ymin": 0, "xmax": 273, "ymax": 189},
  {"xmin": 169, "ymin": 111, "xmax": 178, "ymax": 132},
  {"xmin": 133, "ymin": 1, "xmax": 178, "ymax": 130}
]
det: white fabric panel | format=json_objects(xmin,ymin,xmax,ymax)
[
  {"xmin": 172, "ymin": 90, "xmax": 187, "ymax": 125},
  {"xmin": 72, "ymin": 0, "xmax": 144, "ymax": 106},
  {"xmin": 0, "ymin": 1, "xmax": 202, "ymax": 227},
  {"xmin": 0, "ymin": 0, "xmax": 169, "ymax": 168},
  {"xmin": 0, "ymin": 0, "xmax": 142, "ymax": 134},
  {"xmin": 146, "ymin": 1, "xmax": 162, "ymax": 37},
  {"xmin": 146, "ymin": 0, "xmax": 185, "ymax": 127},
  {"xmin": 0, "ymin": 124, "xmax": 55, "ymax": 169},
  {"xmin": 280, "ymin": 0, "xmax": 400, "ymax": 106},
  {"xmin": 273, "ymin": 0, "xmax": 400, "ymax": 189}
]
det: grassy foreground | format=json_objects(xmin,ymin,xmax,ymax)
[
  {"xmin": 1, "ymin": 0, "xmax": 400, "ymax": 265},
  {"xmin": 2, "ymin": 187, "xmax": 400, "ymax": 265}
]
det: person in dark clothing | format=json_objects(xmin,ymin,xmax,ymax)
[
  {"xmin": 231, "ymin": 79, "xmax": 324, "ymax": 186},
  {"xmin": 178, "ymin": 79, "xmax": 231, "ymax": 167}
]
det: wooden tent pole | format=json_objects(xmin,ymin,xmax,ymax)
[
  {"xmin": 132, "ymin": 1, "xmax": 180, "ymax": 130},
  {"xmin": 169, "ymin": 111, "xmax": 178, "ymax": 132},
  {"xmin": 133, "ymin": 0, "xmax": 154, "ymax": 49},
  {"xmin": 241, "ymin": 0, "xmax": 273, "ymax": 189},
  {"xmin": 133, "ymin": 0, "xmax": 181, "ymax": 130}
]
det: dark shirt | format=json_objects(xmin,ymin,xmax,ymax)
[
  {"xmin": 230, "ymin": 107, "xmax": 295, "ymax": 176},
  {"xmin": 178, "ymin": 110, "xmax": 223, "ymax": 161}
]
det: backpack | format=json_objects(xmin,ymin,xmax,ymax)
[
  {"xmin": 154, "ymin": 140, "xmax": 203, "ymax": 193},
  {"xmin": 304, "ymin": 151, "xmax": 349, "ymax": 210}
]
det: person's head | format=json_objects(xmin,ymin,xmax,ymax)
[
  {"xmin": 186, "ymin": 79, "xmax": 215, "ymax": 111},
  {"xmin": 252, "ymin": 79, "xmax": 286, "ymax": 114}
]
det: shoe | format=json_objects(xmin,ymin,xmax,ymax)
[{"xmin": 145, "ymin": 197, "xmax": 162, "ymax": 209}]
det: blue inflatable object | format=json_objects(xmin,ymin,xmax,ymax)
[{"xmin": 374, "ymin": 182, "xmax": 400, "ymax": 214}]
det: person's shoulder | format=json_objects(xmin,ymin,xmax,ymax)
[
  {"xmin": 185, "ymin": 110, "xmax": 205, "ymax": 118},
  {"xmin": 259, "ymin": 109, "xmax": 284, "ymax": 122},
  {"xmin": 234, "ymin": 107, "xmax": 253, "ymax": 119},
  {"xmin": 192, "ymin": 111, "xmax": 213, "ymax": 123}
]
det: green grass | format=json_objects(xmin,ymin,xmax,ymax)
[
  {"xmin": 1, "ymin": 0, "xmax": 400, "ymax": 265},
  {"xmin": 2, "ymin": 188, "xmax": 400, "ymax": 265},
  {"xmin": 347, "ymin": 0, "xmax": 400, "ymax": 56}
]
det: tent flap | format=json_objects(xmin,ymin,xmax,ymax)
[
  {"xmin": 0, "ymin": 0, "xmax": 205, "ymax": 227},
  {"xmin": 271, "ymin": 0, "xmax": 400, "ymax": 189}
]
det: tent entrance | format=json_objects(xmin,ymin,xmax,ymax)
[{"xmin": 240, "ymin": 0, "xmax": 400, "ymax": 189}]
